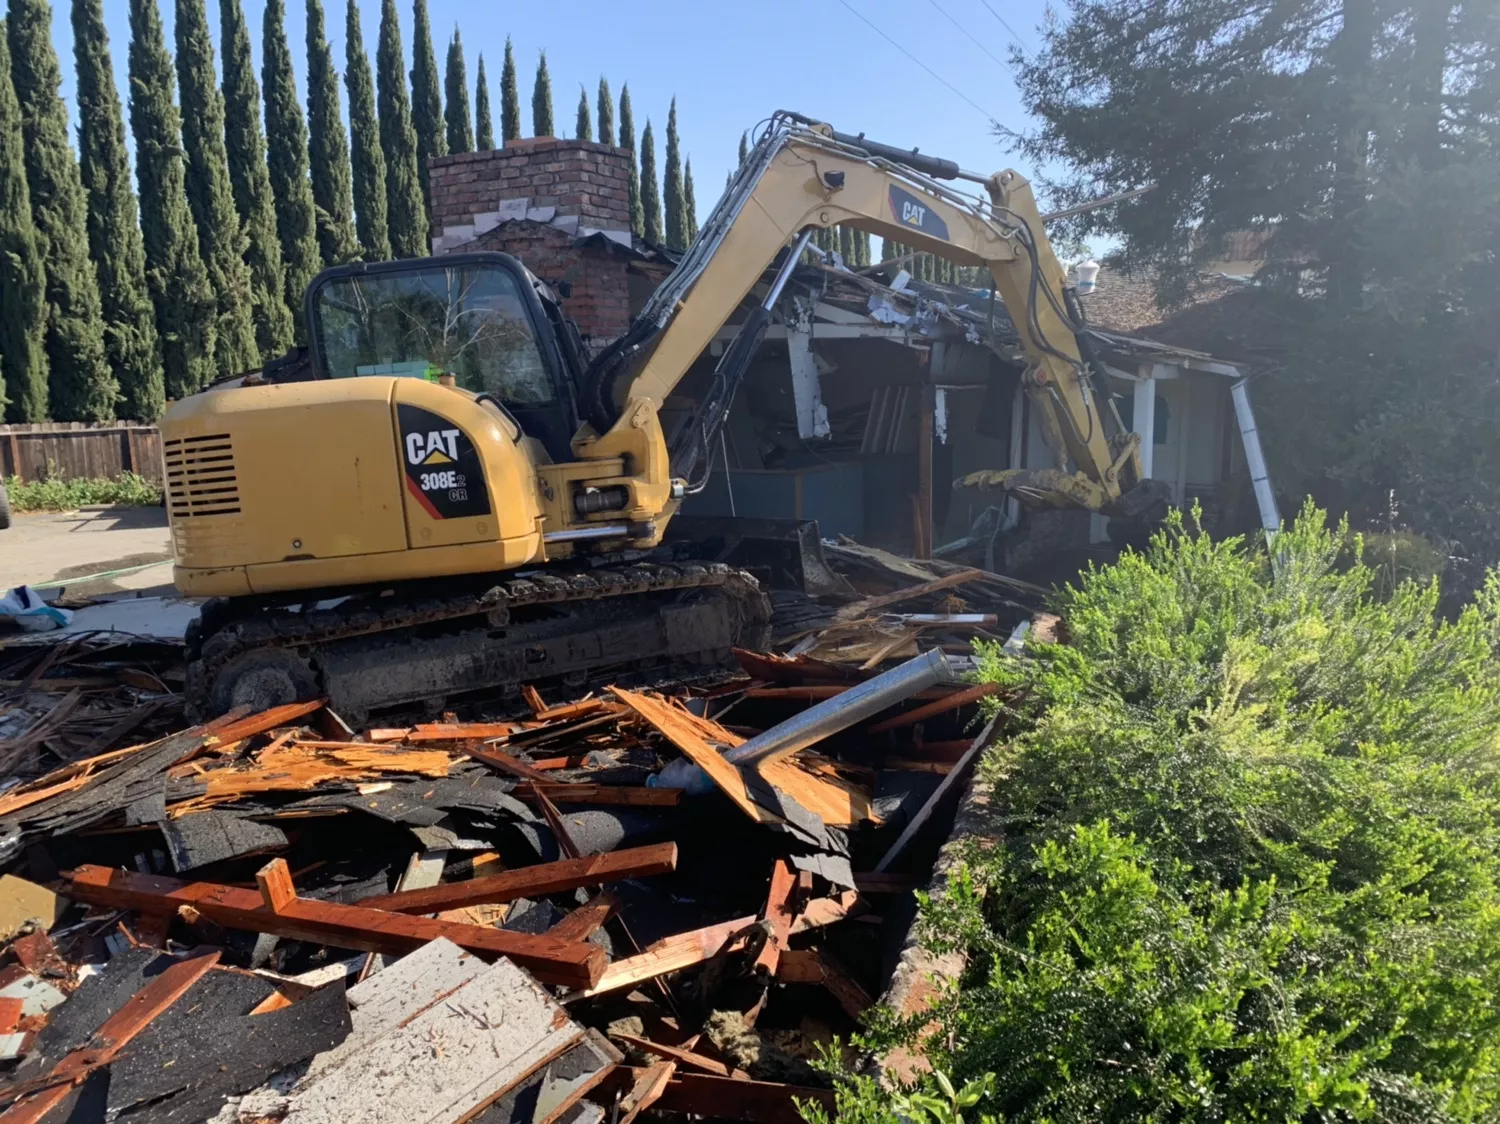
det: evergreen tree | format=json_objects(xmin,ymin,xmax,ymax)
[
  {"xmin": 596, "ymin": 77, "xmax": 613, "ymax": 146},
  {"xmin": 639, "ymin": 118, "xmax": 662, "ymax": 245},
  {"xmin": 262, "ymin": 0, "xmax": 320, "ymax": 338},
  {"xmin": 376, "ymin": 0, "xmax": 427, "ymax": 256},
  {"xmin": 738, "ymin": 130, "xmax": 748, "ymax": 165},
  {"xmin": 683, "ymin": 158, "xmax": 697, "ymax": 243},
  {"xmin": 0, "ymin": 21, "xmax": 47, "ymax": 421},
  {"xmin": 619, "ymin": 83, "xmax": 642, "ymax": 237},
  {"xmin": 575, "ymin": 86, "xmax": 591, "ymax": 141},
  {"xmin": 8, "ymin": 0, "xmax": 115, "ymax": 419},
  {"xmin": 663, "ymin": 97, "xmax": 684, "ymax": 250},
  {"xmin": 532, "ymin": 51, "xmax": 553, "ymax": 136},
  {"xmin": 408, "ymin": 0, "xmax": 443, "ymax": 210},
  {"xmin": 72, "ymin": 0, "xmax": 159, "ymax": 419},
  {"xmin": 306, "ymin": 0, "xmax": 359, "ymax": 266},
  {"xmin": 175, "ymin": 0, "xmax": 257, "ymax": 379},
  {"xmin": 444, "ymin": 28, "xmax": 472, "ymax": 154},
  {"xmin": 474, "ymin": 53, "xmax": 494, "ymax": 149},
  {"xmin": 128, "ymin": 0, "xmax": 215, "ymax": 400},
  {"xmin": 344, "ymin": 0, "xmax": 389, "ymax": 260},
  {"xmin": 499, "ymin": 37, "xmax": 520, "ymax": 143},
  {"xmin": 220, "ymin": 0, "xmax": 293, "ymax": 362}
]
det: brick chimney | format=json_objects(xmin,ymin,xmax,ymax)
[{"xmin": 427, "ymin": 139, "xmax": 635, "ymax": 346}]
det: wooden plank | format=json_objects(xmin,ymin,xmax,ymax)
[
  {"xmin": 464, "ymin": 744, "xmax": 555, "ymax": 784},
  {"xmin": 356, "ymin": 843, "xmax": 678, "ymax": 915},
  {"xmin": 774, "ymin": 950, "xmax": 870, "ymax": 1020},
  {"xmin": 617, "ymin": 1061, "xmax": 676, "ymax": 1124},
  {"xmin": 564, "ymin": 915, "xmax": 759, "ymax": 1001},
  {"xmin": 64, "ymin": 866, "xmax": 603, "ymax": 989},
  {"xmin": 833, "ymin": 567, "xmax": 986, "ymax": 621},
  {"xmin": 605, "ymin": 1069, "xmax": 835, "ymax": 1124},
  {"xmin": 753, "ymin": 860, "xmax": 796, "ymax": 977},
  {"xmin": 866, "ymin": 682, "xmax": 1001, "ymax": 733},
  {"xmin": 872, "ymin": 715, "xmax": 1000, "ymax": 874},
  {"xmin": 609, "ymin": 1031, "xmax": 731, "ymax": 1077},
  {"xmin": 208, "ymin": 699, "xmax": 326, "ymax": 745},
  {"xmin": 534, "ymin": 697, "xmax": 609, "ymax": 723},
  {"xmin": 256, "ymin": 858, "xmax": 297, "ymax": 913},
  {"xmin": 521, "ymin": 684, "xmax": 548, "ymax": 716},
  {"xmin": 0, "ymin": 951, "xmax": 219, "ymax": 1124},
  {"xmin": 286, "ymin": 955, "xmax": 586, "ymax": 1124},
  {"xmin": 405, "ymin": 722, "xmax": 520, "ymax": 741},
  {"xmin": 534, "ymin": 788, "xmax": 582, "ymax": 860},
  {"xmin": 852, "ymin": 872, "xmax": 918, "ymax": 894},
  {"xmin": 545, "ymin": 892, "xmax": 618, "ymax": 943},
  {"xmin": 517, "ymin": 784, "xmax": 682, "ymax": 807},
  {"xmin": 789, "ymin": 890, "xmax": 861, "ymax": 934},
  {"xmin": 609, "ymin": 689, "xmax": 776, "ymax": 826}
]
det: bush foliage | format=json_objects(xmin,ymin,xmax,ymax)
[
  {"xmin": 829, "ymin": 504, "xmax": 1500, "ymax": 1122},
  {"xmin": 5, "ymin": 471, "xmax": 160, "ymax": 511}
]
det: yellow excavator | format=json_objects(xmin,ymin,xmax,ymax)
[{"xmin": 163, "ymin": 111, "xmax": 1165, "ymax": 719}]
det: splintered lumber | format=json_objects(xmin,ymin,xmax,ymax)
[
  {"xmin": 547, "ymin": 892, "xmax": 619, "ymax": 943},
  {"xmin": 0, "ymin": 950, "xmax": 219, "ymax": 1123},
  {"xmin": 463, "ymin": 743, "xmax": 554, "ymax": 783},
  {"xmin": 356, "ymin": 843, "xmax": 678, "ymax": 915},
  {"xmin": 64, "ymin": 865, "xmax": 603, "ymax": 989},
  {"xmin": 605, "ymin": 1069, "xmax": 834, "ymax": 1124},
  {"xmin": 618, "ymin": 1060, "xmax": 676, "ymax": 1124},
  {"xmin": 610, "ymin": 1031, "xmax": 732, "ymax": 1077},
  {"xmin": 833, "ymin": 567, "xmax": 985, "ymax": 621},
  {"xmin": 535, "ymin": 697, "xmax": 608, "ymax": 723},
  {"xmin": 789, "ymin": 890, "xmax": 862, "ymax": 934},
  {"xmin": 564, "ymin": 914, "xmax": 760, "ymax": 1001},
  {"xmin": 753, "ymin": 860, "xmax": 797, "ymax": 976},
  {"xmin": 774, "ymin": 950, "xmax": 872, "ymax": 1020},
  {"xmin": 191, "ymin": 742, "xmax": 455, "ymax": 798},
  {"xmin": 208, "ymin": 699, "xmax": 326, "ymax": 744},
  {"xmin": 866, "ymin": 681, "xmax": 1001, "ymax": 733}
]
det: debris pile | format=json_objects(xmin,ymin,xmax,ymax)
[{"xmin": 0, "ymin": 549, "xmax": 1044, "ymax": 1123}]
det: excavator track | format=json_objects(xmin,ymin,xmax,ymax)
[{"xmin": 185, "ymin": 563, "xmax": 770, "ymax": 722}]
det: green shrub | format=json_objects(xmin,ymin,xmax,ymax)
[
  {"xmin": 834, "ymin": 502, "xmax": 1500, "ymax": 1122},
  {"xmin": 4, "ymin": 472, "xmax": 162, "ymax": 511}
]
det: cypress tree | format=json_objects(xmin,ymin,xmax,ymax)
[
  {"xmin": 377, "ymin": 0, "xmax": 427, "ymax": 257},
  {"xmin": 220, "ymin": 0, "xmax": 293, "ymax": 362},
  {"xmin": 474, "ymin": 53, "xmax": 494, "ymax": 149},
  {"xmin": 738, "ymin": 130, "xmax": 748, "ymax": 166},
  {"xmin": 408, "ymin": 0, "xmax": 443, "ymax": 210},
  {"xmin": 839, "ymin": 225, "xmax": 854, "ymax": 264},
  {"xmin": 640, "ymin": 118, "xmax": 662, "ymax": 245},
  {"xmin": 596, "ymin": 77, "xmax": 613, "ymax": 146},
  {"xmin": 175, "ymin": 0, "xmax": 257, "ymax": 379},
  {"xmin": 306, "ymin": 0, "xmax": 359, "ymax": 266},
  {"xmin": 72, "ymin": 0, "xmax": 159, "ymax": 419},
  {"xmin": 499, "ymin": 38, "xmax": 520, "ymax": 143},
  {"xmin": 532, "ymin": 51, "xmax": 553, "ymax": 136},
  {"xmin": 683, "ymin": 158, "xmax": 697, "ymax": 243},
  {"xmin": 344, "ymin": 0, "xmax": 389, "ymax": 260},
  {"xmin": 619, "ymin": 83, "xmax": 642, "ymax": 238},
  {"xmin": 444, "ymin": 28, "xmax": 472, "ymax": 154},
  {"xmin": 0, "ymin": 21, "xmax": 47, "ymax": 421},
  {"xmin": 663, "ymin": 98, "xmax": 685, "ymax": 250},
  {"xmin": 129, "ymin": 0, "xmax": 216, "ymax": 400},
  {"xmin": 262, "ymin": 0, "xmax": 321, "ymax": 337},
  {"xmin": 575, "ymin": 87, "xmax": 591, "ymax": 141},
  {"xmin": 8, "ymin": 0, "xmax": 115, "ymax": 420}
]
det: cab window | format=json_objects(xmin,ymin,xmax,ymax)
[{"xmin": 313, "ymin": 264, "xmax": 555, "ymax": 406}]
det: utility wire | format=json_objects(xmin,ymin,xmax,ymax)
[
  {"xmin": 832, "ymin": 0, "xmax": 1003, "ymax": 127},
  {"xmin": 977, "ymin": 0, "xmax": 1031, "ymax": 50},
  {"xmin": 928, "ymin": 0, "xmax": 1008, "ymax": 69}
]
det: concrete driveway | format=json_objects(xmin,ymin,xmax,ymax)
[{"xmin": 0, "ymin": 505, "xmax": 175, "ymax": 598}]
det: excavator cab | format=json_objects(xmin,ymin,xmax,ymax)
[{"xmin": 296, "ymin": 253, "xmax": 585, "ymax": 464}]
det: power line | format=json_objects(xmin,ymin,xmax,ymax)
[
  {"xmin": 928, "ymin": 0, "xmax": 1008, "ymax": 69},
  {"xmin": 977, "ymin": 0, "xmax": 1031, "ymax": 50},
  {"xmin": 832, "ymin": 0, "xmax": 1003, "ymax": 127}
]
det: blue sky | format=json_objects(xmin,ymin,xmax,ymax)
[{"xmin": 55, "ymin": 0, "xmax": 1062, "ymax": 247}]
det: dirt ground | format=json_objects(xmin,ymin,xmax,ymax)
[{"xmin": 0, "ymin": 505, "xmax": 175, "ymax": 598}]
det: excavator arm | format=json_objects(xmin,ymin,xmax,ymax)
[{"xmin": 574, "ymin": 111, "xmax": 1156, "ymax": 524}]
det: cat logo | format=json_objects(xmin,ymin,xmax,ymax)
[
  {"xmin": 888, "ymin": 185, "xmax": 950, "ymax": 242},
  {"xmin": 405, "ymin": 428, "xmax": 461, "ymax": 466}
]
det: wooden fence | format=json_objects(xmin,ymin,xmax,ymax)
[{"xmin": 0, "ymin": 423, "xmax": 164, "ymax": 485}]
